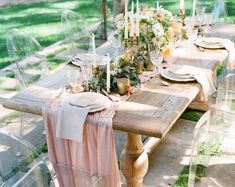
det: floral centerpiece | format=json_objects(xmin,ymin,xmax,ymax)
[
  {"xmin": 114, "ymin": 5, "xmax": 183, "ymax": 70},
  {"xmin": 86, "ymin": 5, "xmax": 184, "ymax": 96},
  {"xmin": 115, "ymin": 6, "xmax": 182, "ymax": 51},
  {"xmin": 88, "ymin": 55, "xmax": 140, "ymax": 95}
]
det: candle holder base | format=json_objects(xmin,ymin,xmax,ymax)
[
  {"xmin": 179, "ymin": 9, "xmax": 186, "ymax": 26},
  {"xmin": 92, "ymin": 66, "xmax": 99, "ymax": 75}
]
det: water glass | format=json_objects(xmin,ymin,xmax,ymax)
[
  {"xmin": 184, "ymin": 16, "xmax": 196, "ymax": 28},
  {"xmin": 185, "ymin": 27, "xmax": 198, "ymax": 45},
  {"xmin": 196, "ymin": 7, "xmax": 206, "ymax": 26},
  {"xmin": 204, "ymin": 13, "xmax": 213, "ymax": 33},
  {"xmin": 150, "ymin": 47, "xmax": 163, "ymax": 83},
  {"xmin": 66, "ymin": 66, "xmax": 84, "ymax": 89},
  {"xmin": 108, "ymin": 31, "xmax": 121, "ymax": 58}
]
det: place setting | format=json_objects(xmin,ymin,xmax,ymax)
[
  {"xmin": 2, "ymin": 0, "xmax": 235, "ymax": 187},
  {"xmin": 195, "ymin": 37, "xmax": 226, "ymax": 49}
]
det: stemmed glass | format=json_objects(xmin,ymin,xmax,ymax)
[
  {"xmin": 149, "ymin": 46, "xmax": 164, "ymax": 84},
  {"xmin": 204, "ymin": 13, "xmax": 213, "ymax": 33},
  {"xmin": 185, "ymin": 26, "xmax": 198, "ymax": 45},
  {"xmin": 66, "ymin": 66, "xmax": 85, "ymax": 91},
  {"xmin": 108, "ymin": 30, "xmax": 121, "ymax": 59},
  {"xmin": 196, "ymin": 7, "xmax": 206, "ymax": 27}
]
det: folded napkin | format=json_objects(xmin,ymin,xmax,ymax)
[
  {"xmin": 56, "ymin": 96, "xmax": 89, "ymax": 142},
  {"xmin": 56, "ymin": 93, "xmax": 111, "ymax": 142},
  {"xmin": 201, "ymin": 37, "xmax": 235, "ymax": 69},
  {"xmin": 221, "ymin": 39, "xmax": 235, "ymax": 70},
  {"xmin": 171, "ymin": 65, "xmax": 216, "ymax": 101}
]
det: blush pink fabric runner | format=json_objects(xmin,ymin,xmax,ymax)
[{"xmin": 42, "ymin": 99, "xmax": 120, "ymax": 187}]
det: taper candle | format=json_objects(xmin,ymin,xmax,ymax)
[
  {"xmin": 156, "ymin": 1, "xmax": 159, "ymax": 8},
  {"xmin": 92, "ymin": 33, "xmax": 97, "ymax": 68},
  {"xmin": 180, "ymin": 0, "xmax": 184, "ymax": 10},
  {"xmin": 130, "ymin": 1, "xmax": 135, "ymax": 37},
  {"xmin": 192, "ymin": 0, "xmax": 196, "ymax": 16},
  {"xmin": 136, "ymin": 0, "xmax": 140, "ymax": 37},
  {"xmin": 124, "ymin": 0, "xmax": 128, "ymax": 39},
  {"xmin": 106, "ymin": 53, "xmax": 110, "ymax": 93}
]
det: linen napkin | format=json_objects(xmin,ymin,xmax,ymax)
[
  {"xmin": 201, "ymin": 37, "xmax": 235, "ymax": 69},
  {"xmin": 169, "ymin": 65, "xmax": 216, "ymax": 101},
  {"xmin": 221, "ymin": 39, "xmax": 235, "ymax": 70},
  {"xmin": 56, "ymin": 95, "xmax": 89, "ymax": 142}
]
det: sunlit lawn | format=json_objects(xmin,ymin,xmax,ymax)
[{"xmin": 0, "ymin": 0, "xmax": 234, "ymax": 69}]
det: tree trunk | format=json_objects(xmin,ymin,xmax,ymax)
[
  {"xmin": 113, "ymin": 0, "xmax": 126, "ymax": 19},
  {"xmin": 101, "ymin": 0, "xmax": 107, "ymax": 40}
]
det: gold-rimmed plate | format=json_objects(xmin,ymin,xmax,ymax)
[{"xmin": 195, "ymin": 38, "xmax": 224, "ymax": 49}]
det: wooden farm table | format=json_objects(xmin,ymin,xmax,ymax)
[
  {"xmin": 167, "ymin": 44, "xmax": 228, "ymax": 111},
  {"xmin": 3, "ymin": 24, "xmax": 232, "ymax": 187},
  {"xmin": 205, "ymin": 23, "xmax": 235, "ymax": 43},
  {"xmin": 3, "ymin": 67, "xmax": 200, "ymax": 186}
]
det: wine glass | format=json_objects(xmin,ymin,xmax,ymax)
[
  {"xmin": 196, "ymin": 6, "xmax": 206, "ymax": 27},
  {"xmin": 185, "ymin": 26, "xmax": 198, "ymax": 45},
  {"xmin": 204, "ymin": 13, "xmax": 213, "ymax": 33},
  {"xmin": 150, "ymin": 46, "xmax": 164, "ymax": 84},
  {"xmin": 66, "ymin": 66, "xmax": 84, "ymax": 90},
  {"xmin": 108, "ymin": 31, "xmax": 121, "ymax": 59},
  {"xmin": 80, "ymin": 61, "xmax": 92, "ymax": 90}
]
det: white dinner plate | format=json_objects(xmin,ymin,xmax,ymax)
[
  {"xmin": 69, "ymin": 92, "xmax": 109, "ymax": 112},
  {"xmin": 194, "ymin": 38, "xmax": 224, "ymax": 49},
  {"xmin": 161, "ymin": 68, "xmax": 195, "ymax": 82},
  {"xmin": 70, "ymin": 53, "xmax": 107, "ymax": 67}
]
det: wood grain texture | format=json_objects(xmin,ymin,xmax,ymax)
[
  {"xmin": 3, "ymin": 67, "xmax": 200, "ymax": 138},
  {"xmin": 204, "ymin": 23, "xmax": 235, "ymax": 43}
]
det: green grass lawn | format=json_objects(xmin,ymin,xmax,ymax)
[
  {"xmin": 0, "ymin": 0, "xmax": 234, "ymax": 69},
  {"xmin": 0, "ymin": 0, "xmax": 113, "ymax": 69}
]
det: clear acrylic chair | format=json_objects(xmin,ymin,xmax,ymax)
[
  {"xmin": 0, "ymin": 130, "xmax": 55, "ymax": 187},
  {"xmin": 6, "ymin": 29, "xmax": 48, "ymax": 89},
  {"xmin": 61, "ymin": 9, "xmax": 91, "ymax": 57},
  {"xmin": 216, "ymin": 73, "xmax": 235, "ymax": 113},
  {"xmin": 194, "ymin": 108, "xmax": 235, "ymax": 137},
  {"xmin": 211, "ymin": 0, "xmax": 228, "ymax": 23},
  {"xmin": 6, "ymin": 29, "xmax": 48, "ymax": 138},
  {"xmin": 188, "ymin": 131, "xmax": 235, "ymax": 187},
  {"xmin": 0, "ymin": 130, "xmax": 103, "ymax": 187},
  {"xmin": 52, "ymin": 163, "xmax": 103, "ymax": 187},
  {"xmin": 189, "ymin": 105, "xmax": 235, "ymax": 187},
  {"xmin": 193, "ymin": 0, "xmax": 228, "ymax": 23}
]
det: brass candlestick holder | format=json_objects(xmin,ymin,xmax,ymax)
[
  {"xmin": 136, "ymin": 36, "xmax": 139, "ymax": 45},
  {"xmin": 124, "ymin": 38, "xmax": 128, "ymax": 50},
  {"xmin": 92, "ymin": 66, "xmax": 99, "ymax": 75},
  {"xmin": 130, "ymin": 36, "xmax": 135, "ymax": 46},
  {"xmin": 117, "ymin": 78, "xmax": 130, "ymax": 95},
  {"xmin": 179, "ymin": 9, "xmax": 186, "ymax": 26}
]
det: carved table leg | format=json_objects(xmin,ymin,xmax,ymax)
[{"xmin": 120, "ymin": 133, "xmax": 149, "ymax": 187}]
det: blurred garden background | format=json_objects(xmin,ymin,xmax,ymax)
[{"xmin": 0, "ymin": 0, "xmax": 234, "ymax": 69}]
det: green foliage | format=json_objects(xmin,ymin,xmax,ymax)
[
  {"xmin": 181, "ymin": 110, "xmax": 204, "ymax": 122},
  {"xmin": 47, "ymin": 56, "xmax": 67, "ymax": 70},
  {"xmin": 47, "ymin": 46, "xmax": 67, "ymax": 58},
  {"xmin": 4, "ymin": 144, "xmax": 48, "ymax": 181},
  {"xmin": 216, "ymin": 63, "xmax": 225, "ymax": 76},
  {"xmin": 199, "ymin": 141, "xmax": 221, "ymax": 156},
  {"xmin": 231, "ymin": 100, "xmax": 235, "ymax": 112},
  {"xmin": 173, "ymin": 165, "xmax": 206, "ymax": 187},
  {"xmin": 88, "ymin": 67, "xmax": 107, "ymax": 94},
  {"xmin": 0, "ymin": 111, "xmax": 19, "ymax": 128},
  {"xmin": 39, "ymin": 144, "xmax": 48, "ymax": 153},
  {"xmin": 115, "ymin": 57, "xmax": 140, "ymax": 87},
  {"xmin": 0, "ymin": 0, "xmax": 113, "ymax": 69}
]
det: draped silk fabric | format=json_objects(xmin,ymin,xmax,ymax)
[{"xmin": 42, "ymin": 100, "xmax": 120, "ymax": 187}]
